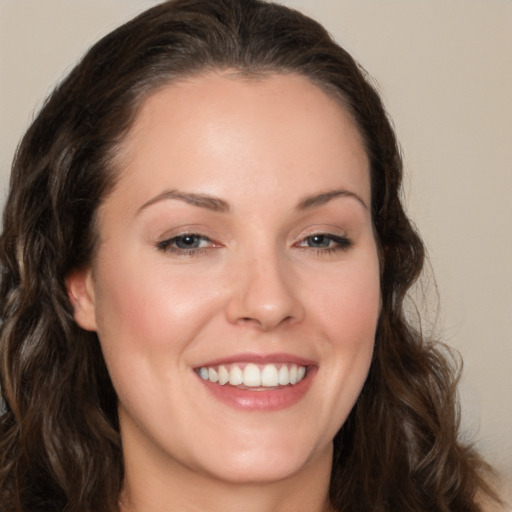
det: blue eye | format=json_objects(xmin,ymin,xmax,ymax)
[
  {"xmin": 298, "ymin": 234, "xmax": 352, "ymax": 252},
  {"xmin": 173, "ymin": 234, "xmax": 203, "ymax": 249},
  {"xmin": 157, "ymin": 233, "xmax": 212, "ymax": 254},
  {"xmin": 306, "ymin": 234, "xmax": 332, "ymax": 248}
]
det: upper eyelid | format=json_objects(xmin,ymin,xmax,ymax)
[
  {"xmin": 156, "ymin": 234, "xmax": 350, "ymax": 255},
  {"xmin": 156, "ymin": 232, "xmax": 212, "ymax": 250},
  {"xmin": 299, "ymin": 233, "xmax": 347, "ymax": 241},
  {"xmin": 293, "ymin": 227, "xmax": 350, "ymax": 242},
  {"xmin": 295, "ymin": 233, "xmax": 351, "ymax": 245},
  {"xmin": 156, "ymin": 227, "xmax": 217, "ymax": 243},
  {"xmin": 164, "ymin": 233, "xmax": 213, "ymax": 244},
  {"xmin": 154, "ymin": 223, "xmax": 352, "ymax": 245},
  {"xmin": 162, "ymin": 231, "xmax": 347, "ymax": 243}
]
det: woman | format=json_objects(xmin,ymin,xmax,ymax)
[{"xmin": 0, "ymin": 0, "xmax": 503, "ymax": 510}]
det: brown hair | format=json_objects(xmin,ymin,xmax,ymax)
[{"xmin": 0, "ymin": 0, "xmax": 497, "ymax": 510}]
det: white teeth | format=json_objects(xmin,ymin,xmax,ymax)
[
  {"xmin": 229, "ymin": 365, "xmax": 243, "ymax": 386},
  {"xmin": 289, "ymin": 364, "xmax": 298, "ymax": 385},
  {"xmin": 208, "ymin": 367, "xmax": 218, "ymax": 383},
  {"xmin": 261, "ymin": 364, "xmax": 279, "ymax": 387},
  {"xmin": 243, "ymin": 363, "xmax": 261, "ymax": 387},
  {"xmin": 218, "ymin": 365, "xmax": 229, "ymax": 385},
  {"xmin": 198, "ymin": 363, "xmax": 307, "ymax": 388},
  {"xmin": 278, "ymin": 365, "xmax": 289, "ymax": 385}
]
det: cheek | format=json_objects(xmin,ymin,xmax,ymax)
[
  {"xmin": 316, "ymin": 254, "xmax": 381, "ymax": 343},
  {"xmin": 93, "ymin": 254, "xmax": 220, "ymax": 351},
  {"xmin": 91, "ymin": 255, "xmax": 226, "ymax": 415},
  {"xmin": 307, "ymin": 252, "xmax": 380, "ymax": 425}
]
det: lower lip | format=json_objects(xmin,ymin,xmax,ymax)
[{"xmin": 196, "ymin": 368, "xmax": 317, "ymax": 411}]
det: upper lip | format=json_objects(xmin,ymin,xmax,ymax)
[{"xmin": 194, "ymin": 352, "xmax": 317, "ymax": 368}]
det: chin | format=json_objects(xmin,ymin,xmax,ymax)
[
  {"xmin": 190, "ymin": 428, "xmax": 332, "ymax": 485},
  {"xmin": 204, "ymin": 453, "xmax": 317, "ymax": 485}
]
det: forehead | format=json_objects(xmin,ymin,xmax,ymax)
[{"xmin": 113, "ymin": 71, "xmax": 370, "ymax": 209}]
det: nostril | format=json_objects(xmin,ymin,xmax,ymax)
[{"xmin": 238, "ymin": 314, "xmax": 295, "ymax": 330}]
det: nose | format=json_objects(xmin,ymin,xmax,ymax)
[{"xmin": 225, "ymin": 248, "xmax": 305, "ymax": 331}]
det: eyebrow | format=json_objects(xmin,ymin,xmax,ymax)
[
  {"xmin": 137, "ymin": 187, "xmax": 366, "ymax": 215},
  {"xmin": 137, "ymin": 190, "xmax": 230, "ymax": 214},
  {"xmin": 296, "ymin": 189, "xmax": 368, "ymax": 210}
]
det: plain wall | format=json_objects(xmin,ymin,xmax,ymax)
[{"xmin": 1, "ymin": 0, "xmax": 511, "ymax": 500}]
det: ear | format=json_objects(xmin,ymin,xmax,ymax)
[{"xmin": 66, "ymin": 267, "xmax": 98, "ymax": 331}]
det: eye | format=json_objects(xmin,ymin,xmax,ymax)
[
  {"xmin": 305, "ymin": 234, "xmax": 332, "ymax": 248},
  {"xmin": 296, "ymin": 233, "xmax": 352, "ymax": 253},
  {"xmin": 156, "ymin": 233, "xmax": 214, "ymax": 254}
]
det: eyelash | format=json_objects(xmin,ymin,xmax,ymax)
[
  {"xmin": 156, "ymin": 233, "xmax": 352, "ymax": 257},
  {"xmin": 156, "ymin": 233, "xmax": 214, "ymax": 256},
  {"xmin": 296, "ymin": 234, "xmax": 353, "ymax": 254}
]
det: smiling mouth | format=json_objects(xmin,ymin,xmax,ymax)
[{"xmin": 195, "ymin": 362, "xmax": 307, "ymax": 389}]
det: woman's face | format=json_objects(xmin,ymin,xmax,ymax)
[{"xmin": 70, "ymin": 72, "xmax": 380, "ymax": 486}]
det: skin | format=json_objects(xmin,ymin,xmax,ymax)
[{"xmin": 68, "ymin": 71, "xmax": 381, "ymax": 512}]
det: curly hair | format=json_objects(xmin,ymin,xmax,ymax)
[{"xmin": 0, "ymin": 0, "xmax": 497, "ymax": 510}]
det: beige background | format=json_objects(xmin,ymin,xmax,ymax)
[{"xmin": 1, "ymin": 0, "xmax": 511, "ymax": 500}]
